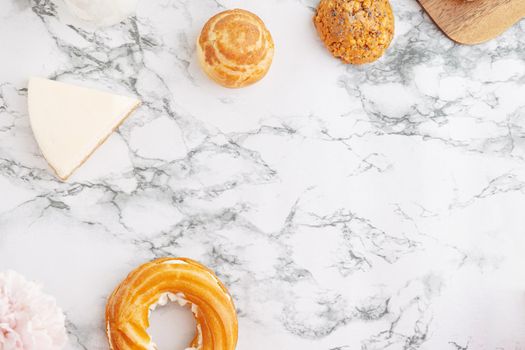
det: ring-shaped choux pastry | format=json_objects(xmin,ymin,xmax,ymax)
[
  {"xmin": 106, "ymin": 257, "xmax": 238, "ymax": 350},
  {"xmin": 197, "ymin": 9, "xmax": 274, "ymax": 88}
]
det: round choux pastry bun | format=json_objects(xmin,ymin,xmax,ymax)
[
  {"xmin": 105, "ymin": 257, "xmax": 238, "ymax": 350},
  {"xmin": 314, "ymin": 0, "xmax": 395, "ymax": 64},
  {"xmin": 197, "ymin": 9, "xmax": 274, "ymax": 88}
]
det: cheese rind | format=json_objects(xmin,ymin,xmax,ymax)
[{"xmin": 28, "ymin": 78, "xmax": 140, "ymax": 180}]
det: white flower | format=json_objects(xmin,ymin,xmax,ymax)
[
  {"xmin": 0, "ymin": 271, "xmax": 66, "ymax": 350},
  {"xmin": 62, "ymin": 0, "xmax": 139, "ymax": 27}
]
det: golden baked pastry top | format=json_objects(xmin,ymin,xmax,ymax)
[
  {"xmin": 197, "ymin": 9, "xmax": 274, "ymax": 88},
  {"xmin": 105, "ymin": 257, "xmax": 238, "ymax": 350},
  {"xmin": 314, "ymin": 0, "xmax": 395, "ymax": 64}
]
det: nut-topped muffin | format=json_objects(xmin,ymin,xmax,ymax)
[{"xmin": 314, "ymin": 0, "xmax": 395, "ymax": 64}]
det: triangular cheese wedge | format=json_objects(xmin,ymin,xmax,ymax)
[{"xmin": 28, "ymin": 78, "xmax": 140, "ymax": 180}]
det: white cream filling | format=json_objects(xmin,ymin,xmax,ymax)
[{"xmin": 147, "ymin": 292, "xmax": 202, "ymax": 350}]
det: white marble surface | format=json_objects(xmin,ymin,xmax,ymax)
[{"xmin": 1, "ymin": 0, "xmax": 525, "ymax": 349}]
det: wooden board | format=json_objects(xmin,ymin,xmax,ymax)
[{"xmin": 417, "ymin": 0, "xmax": 525, "ymax": 45}]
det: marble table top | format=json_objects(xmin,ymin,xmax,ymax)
[{"xmin": 1, "ymin": 0, "xmax": 525, "ymax": 349}]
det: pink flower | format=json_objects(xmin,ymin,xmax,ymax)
[{"xmin": 0, "ymin": 271, "xmax": 66, "ymax": 350}]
